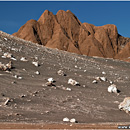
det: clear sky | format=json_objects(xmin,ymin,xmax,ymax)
[{"xmin": 0, "ymin": 1, "xmax": 130, "ymax": 38}]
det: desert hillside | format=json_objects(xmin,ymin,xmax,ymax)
[
  {"xmin": 13, "ymin": 10, "xmax": 130, "ymax": 62},
  {"xmin": 0, "ymin": 31, "xmax": 130, "ymax": 129}
]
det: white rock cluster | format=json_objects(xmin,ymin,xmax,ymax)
[
  {"xmin": 93, "ymin": 76, "xmax": 107, "ymax": 84},
  {"xmin": 2, "ymin": 52, "xmax": 13, "ymax": 58},
  {"xmin": 13, "ymin": 75, "xmax": 22, "ymax": 80},
  {"xmin": 2, "ymin": 52, "xmax": 16, "ymax": 60},
  {"xmin": 68, "ymin": 78, "xmax": 79, "ymax": 86},
  {"xmin": 0, "ymin": 61, "xmax": 12, "ymax": 71},
  {"xmin": 119, "ymin": 97, "xmax": 130, "ymax": 114},
  {"xmin": 63, "ymin": 117, "xmax": 77, "ymax": 123}
]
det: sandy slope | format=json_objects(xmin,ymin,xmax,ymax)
[{"xmin": 0, "ymin": 31, "xmax": 130, "ymax": 128}]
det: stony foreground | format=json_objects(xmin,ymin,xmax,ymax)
[{"xmin": 0, "ymin": 31, "xmax": 130, "ymax": 128}]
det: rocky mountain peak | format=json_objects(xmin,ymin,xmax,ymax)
[{"xmin": 13, "ymin": 10, "xmax": 130, "ymax": 62}]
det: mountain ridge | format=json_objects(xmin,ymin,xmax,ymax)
[{"xmin": 13, "ymin": 10, "xmax": 130, "ymax": 62}]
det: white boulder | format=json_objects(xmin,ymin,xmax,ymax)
[
  {"xmin": 92, "ymin": 80, "xmax": 98, "ymax": 84},
  {"xmin": 20, "ymin": 57, "xmax": 28, "ymax": 62},
  {"xmin": 119, "ymin": 97, "xmax": 130, "ymax": 114},
  {"xmin": 70, "ymin": 118, "xmax": 77, "ymax": 123},
  {"xmin": 35, "ymin": 71, "xmax": 40, "ymax": 75},
  {"xmin": 68, "ymin": 79, "xmax": 79, "ymax": 86},
  {"xmin": 57, "ymin": 70, "xmax": 66, "ymax": 76},
  {"xmin": 100, "ymin": 77, "xmax": 107, "ymax": 82},
  {"xmin": 48, "ymin": 78, "xmax": 54, "ymax": 83},
  {"xmin": 102, "ymin": 71, "xmax": 106, "ymax": 75},
  {"xmin": 32, "ymin": 61, "xmax": 39, "ymax": 67},
  {"xmin": 108, "ymin": 84, "xmax": 118, "ymax": 93},
  {"xmin": 63, "ymin": 117, "xmax": 70, "ymax": 122},
  {"xmin": 4, "ymin": 38, "xmax": 7, "ymax": 41}
]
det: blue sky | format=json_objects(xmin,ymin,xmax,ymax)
[{"xmin": 0, "ymin": 1, "xmax": 130, "ymax": 38}]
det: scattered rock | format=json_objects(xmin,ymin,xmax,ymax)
[
  {"xmin": 63, "ymin": 117, "xmax": 70, "ymax": 122},
  {"xmin": 57, "ymin": 70, "xmax": 66, "ymax": 76},
  {"xmin": 109, "ymin": 80, "xmax": 113, "ymax": 84},
  {"xmin": 107, "ymin": 84, "xmax": 118, "ymax": 94},
  {"xmin": 35, "ymin": 71, "xmax": 40, "ymax": 75},
  {"xmin": 48, "ymin": 78, "xmax": 55, "ymax": 83},
  {"xmin": 6, "ymin": 61, "xmax": 13, "ymax": 69},
  {"xmin": 32, "ymin": 61, "xmax": 39, "ymax": 67},
  {"xmin": 68, "ymin": 78, "xmax": 80, "ymax": 86},
  {"xmin": 0, "ymin": 61, "xmax": 12, "ymax": 71},
  {"xmin": 102, "ymin": 71, "xmax": 106, "ymax": 75},
  {"xmin": 100, "ymin": 77, "xmax": 107, "ymax": 82},
  {"xmin": 82, "ymin": 85, "xmax": 86, "ymax": 88},
  {"xmin": 70, "ymin": 118, "xmax": 78, "ymax": 123},
  {"xmin": 11, "ymin": 81, "xmax": 16, "ymax": 84},
  {"xmin": 119, "ymin": 97, "xmax": 130, "ymax": 114},
  {"xmin": 10, "ymin": 57, "xmax": 17, "ymax": 61},
  {"xmin": 20, "ymin": 95, "xmax": 26, "ymax": 98},
  {"xmin": 92, "ymin": 80, "xmax": 98, "ymax": 84},
  {"xmin": 18, "ymin": 76, "xmax": 22, "ymax": 80},
  {"xmin": 75, "ymin": 65, "xmax": 78, "ymax": 68},
  {"xmin": 45, "ymin": 111, "xmax": 50, "ymax": 114},
  {"xmin": 95, "ymin": 77, "xmax": 100, "ymax": 81},
  {"xmin": 14, "ymin": 75, "xmax": 18, "ymax": 78},
  {"xmin": 4, "ymin": 38, "xmax": 7, "ymax": 41},
  {"xmin": 66, "ymin": 88, "xmax": 72, "ymax": 91},
  {"xmin": 4, "ymin": 98, "xmax": 10, "ymax": 105},
  {"xmin": 13, "ymin": 75, "xmax": 22, "ymax": 79},
  {"xmin": 95, "ymin": 76, "xmax": 107, "ymax": 82},
  {"xmin": 2, "ymin": 52, "xmax": 13, "ymax": 58},
  {"xmin": 45, "ymin": 82, "xmax": 55, "ymax": 87},
  {"xmin": 20, "ymin": 57, "xmax": 28, "ymax": 61}
]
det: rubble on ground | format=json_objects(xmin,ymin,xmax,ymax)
[{"xmin": 0, "ymin": 61, "xmax": 12, "ymax": 71}]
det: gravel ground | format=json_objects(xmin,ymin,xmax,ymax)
[{"xmin": 0, "ymin": 31, "xmax": 130, "ymax": 128}]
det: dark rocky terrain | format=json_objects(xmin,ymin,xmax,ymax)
[
  {"xmin": 13, "ymin": 10, "xmax": 130, "ymax": 62},
  {"xmin": 0, "ymin": 31, "xmax": 130, "ymax": 129}
]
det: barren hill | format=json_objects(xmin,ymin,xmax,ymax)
[
  {"xmin": 13, "ymin": 10, "xmax": 130, "ymax": 62},
  {"xmin": 0, "ymin": 31, "xmax": 130, "ymax": 128}
]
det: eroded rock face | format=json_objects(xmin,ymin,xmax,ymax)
[{"xmin": 13, "ymin": 10, "xmax": 130, "ymax": 62}]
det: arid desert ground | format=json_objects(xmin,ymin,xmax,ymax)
[{"xmin": 0, "ymin": 31, "xmax": 130, "ymax": 129}]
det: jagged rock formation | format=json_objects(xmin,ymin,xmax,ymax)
[{"xmin": 13, "ymin": 10, "xmax": 130, "ymax": 62}]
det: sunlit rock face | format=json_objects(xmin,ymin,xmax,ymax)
[{"xmin": 13, "ymin": 10, "xmax": 130, "ymax": 62}]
